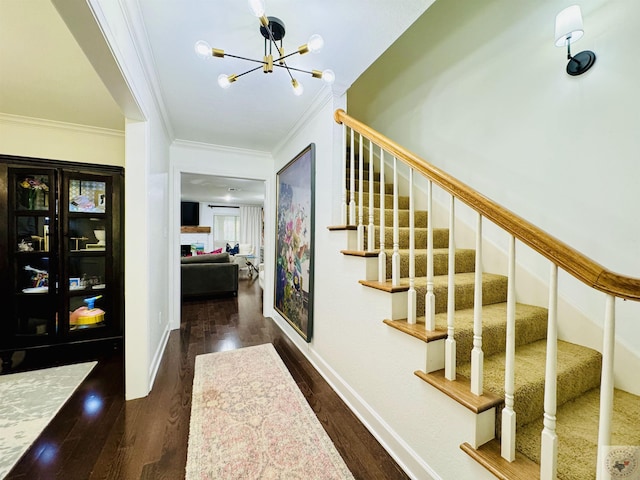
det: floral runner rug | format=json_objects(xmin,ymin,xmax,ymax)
[
  {"xmin": 0, "ymin": 361, "xmax": 96, "ymax": 478},
  {"xmin": 186, "ymin": 343, "xmax": 355, "ymax": 479}
]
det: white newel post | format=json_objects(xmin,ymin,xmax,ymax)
[
  {"xmin": 502, "ymin": 235, "xmax": 517, "ymax": 461},
  {"xmin": 596, "ymin": 294, "xmax": 616, "ymax": 480},
  {"xmin": 540, "ymin": 264, "xmax": 558, "ymax": 480}
]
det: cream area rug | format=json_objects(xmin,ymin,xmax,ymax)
[
  {"xmin": 186, "ymin": 344, "xmax": 355, "ymax": 480},
  {"xmin": 0, "ymin": 361, "xmax": 96, "ymax": 478}
]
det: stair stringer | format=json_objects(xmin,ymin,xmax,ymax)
[{"xmin": 294, "ymin": 228, "xmax": 499, "ymax": 480}]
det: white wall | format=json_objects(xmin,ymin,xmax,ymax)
[
  {"xmin": 0, "ymin": 114, "xmax": 124, "ymax": 165},
  {"xmin": 263, "ymin": 88, "xmax": 499, "ymax": 479},
  {"xmin": 348, "ymin": 0, "xmax": 640, "ymax": 359},
  {"xmin": 88, "ymin": 0, "xmax": 172, "ymax": 400},
  {"xmin": 169, "ymin": 140, "xmax": 273, "ymax": 329}
]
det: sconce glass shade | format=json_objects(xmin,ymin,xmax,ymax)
[{"xmin": 555, "ymin": 5, "xmax": 584, "ymax": 46}]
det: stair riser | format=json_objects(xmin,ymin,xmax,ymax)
[
  {"xmin": 345, "ymin": 167, "xmax": 378, "ymax": 182},
  {"xmin": 356, "ymin": 192, "xmax": 409, "ymax": 209},
  {"xmin": 385, "ymin": 249, "xmax": 476, "ymax": 277},
  {"xmin": 345, "ymin": 179, "xmax": 393, "ymax": 195},
  {"xmin": 361, "ymin": 207, "xmax": 428, "ymax": 228},
  {"xmin": 365, "ymin": 227, "xmax": 449, "ymax": 250},
  {"xmin": 411, "ymin": 276, "xmax": 508, "ymax": 316}
]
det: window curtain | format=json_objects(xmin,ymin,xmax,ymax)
[{"xmin": 239, "ymin": 205, "xmax": 262, "ymax": 259}]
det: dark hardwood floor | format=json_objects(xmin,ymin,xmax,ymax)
[{"xmin": 6, "ymin": 276, "xmax": 410, "ymax": 480}]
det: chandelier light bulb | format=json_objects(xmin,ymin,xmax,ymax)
[
  {"xmin": 307, "ymin": 34, "xmax": 324, "ymax": 53},
  {"xmin": 194, "ymin": 40, "xmax": 211, "ymax": 58},
  {"xmin": 218, "ymin": 74, "xmax": 232, "ymax": 89},
  {"xmin": 321, "ymin": 69, "xmax": 335, "ymax": 84},
  {"xmin": 248, "ymin": 0, "xmax": 266, "ymax": 17},
  {"xmin": 292, "ymin": 79, "xmax": 304, "ymax": 96}
]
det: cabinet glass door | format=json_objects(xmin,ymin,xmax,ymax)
[
  {"xmin": 64, "ymin": 175, "xmax": 112, "ymax": 334},
  {"xmin": 10, "ymin": 169, "xmax": 57, "ymax": 340}
]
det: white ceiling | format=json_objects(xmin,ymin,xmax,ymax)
[
  {"xmin": 136, "ymin": 0, "xmax": 433, "ymax": 152},
  {"xmin": 181, "ymin": 173, "xmax": 265, "ymax": 205},
  {"xmin": 1, "ymin": 0, "xmax": 434, "ymax": 202}
]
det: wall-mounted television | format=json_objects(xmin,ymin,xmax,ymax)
[{"xmin": 181, "ymin": 201, "xmax": 200, "ymax": 226}]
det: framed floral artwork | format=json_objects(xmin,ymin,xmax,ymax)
[{"xmin": 275, "ymin": 144, "xmax": 315, "ymax": 342}]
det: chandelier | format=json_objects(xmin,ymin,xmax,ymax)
[{"xmin": 194, "ymin": 0, "xmax": 335, "ymax": 96}]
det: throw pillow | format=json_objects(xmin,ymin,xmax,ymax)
[{"xmin": 212, "ymin": 247, "xmax": 223, "ymax": 254}]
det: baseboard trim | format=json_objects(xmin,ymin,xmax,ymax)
[{"xmin": 268, "ymin": 312, "xmax": 441, "ymax": 480}]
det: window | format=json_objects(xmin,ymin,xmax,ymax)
[{"xmin": 213, "ymin": 215, "xmax": 239, "ymax": 245}]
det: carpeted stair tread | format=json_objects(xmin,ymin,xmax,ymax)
[
  {"xmin": 385, "ymin": 248, "xmax": 476, "ymax": 277},
  {"xmin": 516, "ymin": 387, "xmax": 640, "ymax": 480},
  {"xmin": 431, "ymin": 303, "xmax": 548, "ymax": 360},
  {"xmin": 396, "ymin": 272, "xmax": 508, "ymax": 315},
  {"xmin": 457, "ymin": 340, "xmax": 602, "ymax": 427}
]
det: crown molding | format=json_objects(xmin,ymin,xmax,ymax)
[
  {"xmin": 0, "ymin": 113, "xmax": 124, "ymax": 138},
  {"xmin": 171, "ymin": 138, "xmax": 272, "ymax": 159}
]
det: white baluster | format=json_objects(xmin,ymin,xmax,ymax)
[
  {"xmin": 391, "ymin": 156, "xmax": 400, "ymax": 286},
  {"xmin": 425, "ymin": 180, "xmax": 436, "ymax": 330},
  {"xmin": 407, "ymin": 168, "xmax": 416, "ymax": 324},
  {"xmin": 445, "ymin": 195, "xmax": 456, "ymax": 380},
  {"xmin": 378, "ymin": 150, "xmax": 387, "ymax": 283},
  {"xmin": 502, "ymin": 235, "xmax": 517, "ymax": 461},
  {"xmin": 596, "ymin": 294, "xmax": 616, "ymax": 480},
  {"xmin": 367, "ymin": 140, "xmax": 375, "ymax": 252},
  {"xmin": 540, "ymin": 264, "xmax": 558, "ymax": 480},
  {"xmin": 471, "ymin": 213, "xmax": 483, "ymax": 395},
  {"xmin": 357, "ymin": 134, "xmax": 364, "ymax": 250},
  {"xmin": 349, "ymin": 127, "xmax": 356, "ymax": 225},
  {"xmin": 341, "ymin": 124, "xmax": 347, "ymax": 225}
]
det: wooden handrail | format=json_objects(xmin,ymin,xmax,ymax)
[{"xmin": 335, "ymin": 109, "xmax": 640, "ymax": 301}]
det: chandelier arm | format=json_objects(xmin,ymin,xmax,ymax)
[
  {"xmin": 273, "ymin": 64, "xmax": 314, "ymax": 75},
  {"xmin": 274, "ymin": 51, "xmax": 301, "ymax": 63},
  {"xmin": 223, "ymin": 53, "xmax": 267, "ymax": 65},
  {"xmin": 235, "ymin": 65, "xmax": 265, "ymax": 78}
]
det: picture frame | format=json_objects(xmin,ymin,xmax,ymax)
[{"xmin": 274, "ymin": 144, "xmax": 315, "ymax": 342}]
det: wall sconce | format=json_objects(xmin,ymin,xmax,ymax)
[{"xmin": 554, "ymin": 5, "xmax": 596, "ymax": 76}]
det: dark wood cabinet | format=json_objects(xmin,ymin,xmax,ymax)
[{"xmin": 0, "ymin": 155, "xmax": 124, "ymax": 371}]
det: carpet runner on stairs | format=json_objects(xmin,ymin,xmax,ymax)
[{"xmin": 342, "ymin": 164, "xmax": 640, "ymax": 480}]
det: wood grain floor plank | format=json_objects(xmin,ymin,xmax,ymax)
[{"xmin": 6, "ymin": 278, "xmax": 409, "ymax": 480}]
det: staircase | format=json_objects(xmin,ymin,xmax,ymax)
[{"xmin": 331, "ymin": 112, "xmax": 640, "ymax": 480}]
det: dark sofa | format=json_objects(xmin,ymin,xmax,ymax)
[{"xmin": 181, "ymin": 252, "xmax": 239, "ymax": 297}]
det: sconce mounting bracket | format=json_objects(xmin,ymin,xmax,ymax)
[{"xmin": 567, "ymin": 50, "xmax": 596, "ymax": 76}]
